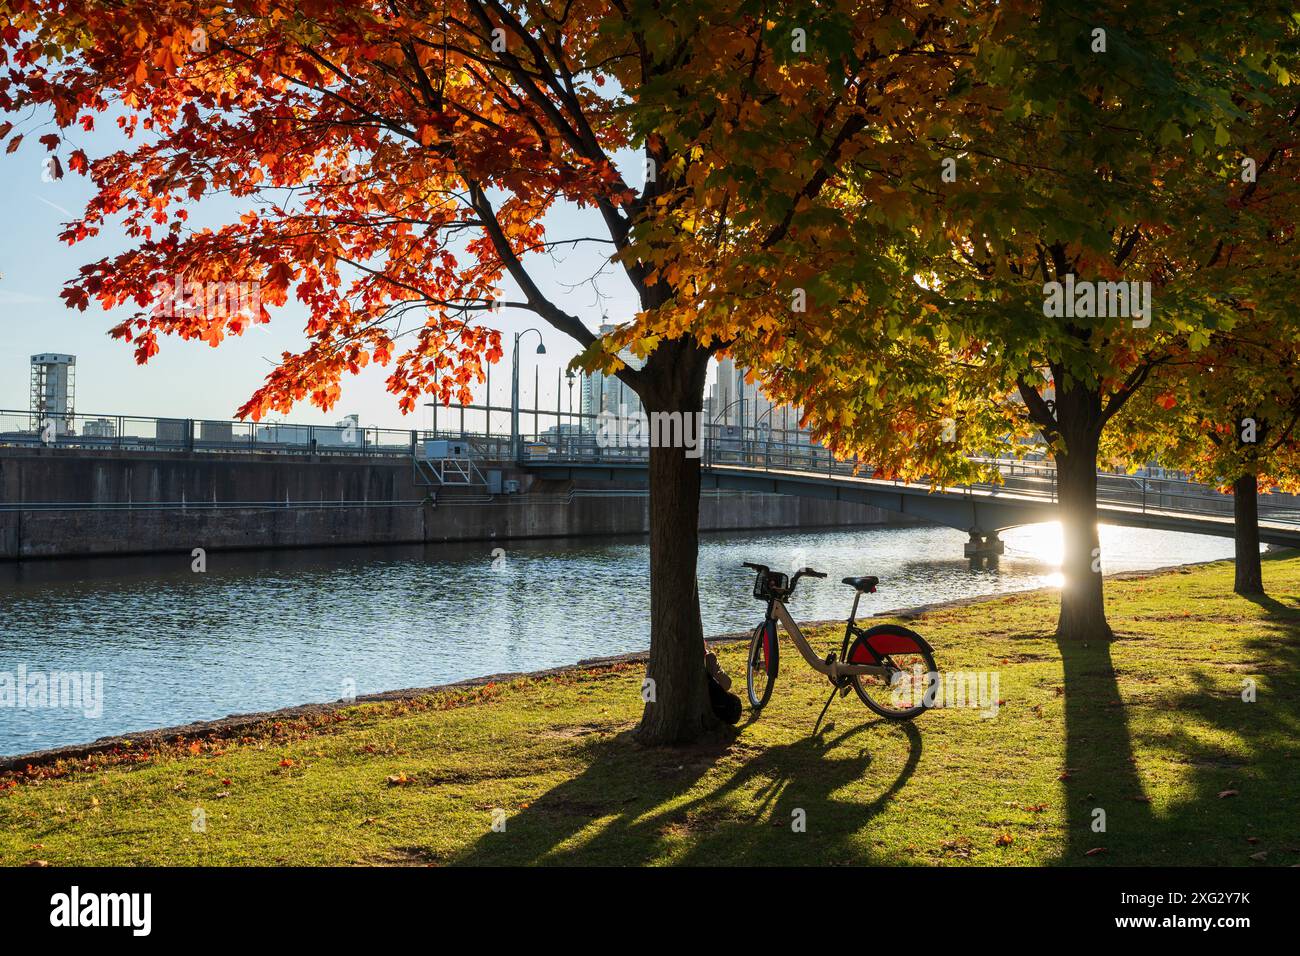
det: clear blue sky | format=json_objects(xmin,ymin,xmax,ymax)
[{"xmin": 0, "ymin": 118, "xmax": 695, "ymax": 429}]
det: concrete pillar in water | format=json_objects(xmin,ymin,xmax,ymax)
[{"xmin": 964, "ymin": 528, "xmax": 1005, "ymax": 558}]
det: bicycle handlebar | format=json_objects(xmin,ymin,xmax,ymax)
[
  {"xmin": 743, "ymin": 562, "xmax": 825, "ymax": 599},
  {"xmin": 741, "ymin": 562, "xmax": 825, "ymax": 578}
]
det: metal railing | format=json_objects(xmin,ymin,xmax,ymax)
[
  {"xmin": 5, "ymin": 405, "xmax": 1299, "ymax": 528},
  {"xmin": 518, "ymin": 429, "xmax": 1300, "ymax": 529}
]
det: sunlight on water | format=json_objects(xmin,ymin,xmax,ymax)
[{"xmin": 0, "ymin": 520, "xmax": 1246, "ymax": 755}]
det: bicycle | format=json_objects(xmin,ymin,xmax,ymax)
[{"xmin": 741, "ymin": 562, "xmax": 937, "ymax": 724}]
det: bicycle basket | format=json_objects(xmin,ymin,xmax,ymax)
[{"xmin": 754, "ymin": 571, "xmax": 788, "ymax": 600}]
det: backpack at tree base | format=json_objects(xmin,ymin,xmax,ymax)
[{"xmin": 707, "ymin": 669, "xmax": 742, "ymax": 725}]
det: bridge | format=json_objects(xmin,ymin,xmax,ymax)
[
  {"xmin": 5, "ymin": 404, "xmax": 1300, "ymax": 550},
  {"xmin": 522, "ymin": 439, "xmax": 1300, "ymax": 550}
]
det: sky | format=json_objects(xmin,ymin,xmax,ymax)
[{"xmin": 0, "ymin": 113, "xmax": 708, "ymax": 431}]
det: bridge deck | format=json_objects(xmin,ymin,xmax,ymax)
[{"xmin": 528, "ymin": 460, "xmax": 1300, "ymax": 547}]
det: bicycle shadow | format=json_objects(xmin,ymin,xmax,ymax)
[
  {"xmin": 451, "ymin": 717, "xmax": 922, "ymax": 865},
  {"xmin": 670, "ymin": 718, "xmax": 923, "ymax": 865}
]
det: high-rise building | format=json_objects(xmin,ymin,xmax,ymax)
[
  {"xmin": 706, "ymin": 357, "xmax": 810, "ymax": 438},
  {"xmin": 577, "ymin": 327, "xmax": 810, "ymax": 443},
  {"xmin": 580, "ymin": 323, "xmax": 644, "ymax": 422}
]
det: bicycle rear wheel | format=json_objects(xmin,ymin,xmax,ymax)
[
  {"xmin": 745, "ymin": 620, "xmax": 778, "ymax": 710},
  {"xmin": 846, "ymin": 624, "xmax": 935, "ymax": 720}
]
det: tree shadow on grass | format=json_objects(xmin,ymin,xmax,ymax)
[
  {"xmin": 1130, "ymin": 591, "xmax": 1300, "ymax": 865},
  {"xmin": 1057, "ymin": 566, "xmax": 1300, "ymax": 866},
  {"xmin": 1054, "ymin": 635, "xmax": 1156, "ymax": 863},
  {"xmin": 453, "ymin": 716, "xmax": 922, "ymax": 865},
  {"xmin": 1239, "ymin": 591, "xmax": 1300, "ymax": 616}
]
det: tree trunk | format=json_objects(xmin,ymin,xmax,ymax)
[
  {"xmin": 1053, "ymin": 382, "xmax": 1113, "ymax": 642},
  {"xmin": 633, "ymin": 342, "xmax": 719, "ymax": 745},
  {"xmin": 1233, "ymin": 473, "xmax": 1264, "ymax": 596}
]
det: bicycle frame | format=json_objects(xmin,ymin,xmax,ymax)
[{"xmin": 765, "ymin": 595, "xmax": 889, "ymax": 681}]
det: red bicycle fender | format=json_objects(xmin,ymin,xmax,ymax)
[{"xmin": 849, "ymin": 625, "xmax": 932, "ymax": 662}]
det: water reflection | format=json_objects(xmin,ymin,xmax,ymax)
[{"xmin": 0, "ymin": 521, "xmax": 1237, "ymax": 755}]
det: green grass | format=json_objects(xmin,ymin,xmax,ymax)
[{"xmin": 3, "ymin": 554, "xmax": 1299, "ymax": 866}]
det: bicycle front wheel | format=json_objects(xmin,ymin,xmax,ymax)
[
  {"xmin": 746, "ymin": 620, "xmax": 778, "ymax": 710},
  {"xmin": 846, "ymin": 624, "xmax": 936, "ymax": 720}
]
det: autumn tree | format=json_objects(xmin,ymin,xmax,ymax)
[
  {"xmin": 725, "ymin": 3, "xmax": 1300, "ymax": 642},
  {"xmin": 1116, "ymin": 315, "xmax": 1300, "ymax": 596},
  {"xmin": 0, "ymin": 0, "xmax": 986, "ymax": 742}
]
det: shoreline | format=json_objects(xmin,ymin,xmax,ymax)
[{"xmin": 0, "ymin": 557, "xmax": 1240, "ymax": 771}]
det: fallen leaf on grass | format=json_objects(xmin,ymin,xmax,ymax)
[
  {"xmin": 386, "ymin": 773, "xmax": 412, "ymax": 787},
  {"xmin": 940, "ymin": 838, "xmax": 973, "ymax": 858},
  {"xmin": 994, "ymin": 833, "xmax": 1014, "ymax": 846},
  {"xmin": 1218, "ymin": 789, "xmax": 1240, "ymax": 799},
  {"xmin": 1085, "ymin": 847, "xmax": 1108, "ymax": 857}
]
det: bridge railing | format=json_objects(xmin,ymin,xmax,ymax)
[
  {"xmin": 0, "ymin": 408, "xmax": 427, "ymax": 457},
  {"xmin": 7, "ymin": 405, "xmax": 1300, "ymax": 527},
  {"xmin": 0, "ymin": 404, "xmax": 588, "ymax": 459},
  {"xmin": 519, "ymin": 429, "xmax": 1300, "ymax": 528}
]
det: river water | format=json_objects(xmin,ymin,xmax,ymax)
[{"xmin": 0, "ymin": 521, "xmax": 1240, "ymax": 756}]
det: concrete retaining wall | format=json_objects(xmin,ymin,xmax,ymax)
[{"xmin": 0, "ymin": 447, "xmax": 912, "ymax": 559}]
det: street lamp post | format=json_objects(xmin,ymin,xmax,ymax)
[
  {"xmin": 512, "ymin": 328, "xmax": 546, "ymax": 459},
  {"xmin": 566, "ymin": 368, "xmax": 576, "ymax": 448}
]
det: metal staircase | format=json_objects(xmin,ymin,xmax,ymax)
[{"xmin": 411, "ymin": 436, "xmax": 491, "ymax": 488}]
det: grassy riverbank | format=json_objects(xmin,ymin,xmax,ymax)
[{"xmin": 3, "ymin": 554, "xmax": 1298, "ymax": 866}]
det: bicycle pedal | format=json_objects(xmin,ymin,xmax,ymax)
[{"xmin": 838, "ymin": 683, "xmax": 852, "ymax": 698}]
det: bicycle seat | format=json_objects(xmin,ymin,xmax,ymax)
[{"xmin": 842, "ymin": 576, "xmax": 879, "ymax": 593}]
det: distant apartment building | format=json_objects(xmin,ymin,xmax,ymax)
[
  {"xmin": 707, "ymin": 357, "xmax": 810, "ymax": 442},
  {"xmin": 580, "ymin": 323, "xmax": 645, "ymax": 422},
  {"xmin": 576, "ymin": 324, "xmax": 810, "ymax": 443},
  {"xmin": 82, "ymin": 418, "xmax": 116, "ymax": 439}
]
